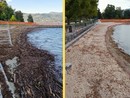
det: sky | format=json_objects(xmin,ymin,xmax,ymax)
[
  {"xmin": 7, "ymin": 0, "xmax": 62, "ymax": 13},
  {"xmin": 98, "ymin": 0, "xmax": 130, "ymax": 12}
]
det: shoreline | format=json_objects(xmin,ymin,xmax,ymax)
[
  {"xmin": 111, "ymin": 24, "xmax": 130, "ymax": 56},
  {"xmin": 0, "ymin": 26, "xmax": 62, "ymax": 97},
  {"xmin": 27, "ymin": 28, "xmax": 62, "ymax": 82},
  {"xmin": 106, "ymin": 24, "xmax": 130, "ymax": 75}
]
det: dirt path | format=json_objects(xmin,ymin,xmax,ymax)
[{"xmin": 66, "ymin": 23, "xmax": 130, "ymax": 98}]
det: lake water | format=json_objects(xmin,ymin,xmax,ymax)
[
  {"xmin": 112, "ymin": 25, "xmax": 130, "ymax": 55},
  {"xmin": 27, "ymin": 28, "xmax": 62, "ymax": 81}
]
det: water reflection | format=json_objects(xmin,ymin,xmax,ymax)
[{"xmin": 112, "ymin": 25, "xmax": 130, "ymax": 55}]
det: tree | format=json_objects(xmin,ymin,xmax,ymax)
[
  {"xmin": 115, "ymin": 7, "xmax": 122, "ymax": 19},
  {"xmin": 123, "ymin": 10, "xmax": 130, "ymax": 19},
  {"xmin": 27, "ymin": 14, "xmax": 34, "ymax": 22},
  {"xmin": 89, "ymin": 0, "xmax": 98, "ymax": 18},
  {"xmin": 0, "ymin": 0, "xmax": 24, "ymax": 21},
  {"xmin": 103, "ymin": 4, "xmax": 116, "ymax": 19},
  {"xmin": 65, "ymin": 0, "xmax": 98, "ymax": 25},
  {"xmin": 5, "ymin": 6, "xmax": 14, "ymax": 20},
  {"xmin": 97, "ymin": 8, "xmax": 102, "ymax": 19},
  {"xmin": 79, "ymin": 0, "xmax": 90, "ymax": 19},
  {"xmin": 10, "ymin": 15, "xmax": 17, "ymax": 21},
  {"xmin": 0, "ymin": 1, "xmax": 14, "ymax": 20},
  {"xmin": 1, "ymin": 12, "xmax": 6, "ymax": 20},
  {"xmin": 65, "ymin": 0, "xmax": 79, "ymax": 25},
  {"xmin": 15, "ymin": 11, "xmax": 24, "ymax": 22},
  {"xmin": 0, "ymin": 1, "xmax": 7, "ymax": 20},
  {"xmin": 102, "ymin": 4, "xmax": 130, "ymax": 19},
  {"xmin": 0, "ymin": 0, "xmax": 7, "ymax": 4}
]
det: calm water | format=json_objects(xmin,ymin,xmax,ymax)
[
  {"xmin": 112, "ymin": 25, "xmax": 130, "ymax": 55},
  {"xmin": 27, "ymin": 28, "xmax": 62, "ymax": 81}
]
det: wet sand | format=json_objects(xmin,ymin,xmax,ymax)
[
  {"xmin": 106, "ymin": 24, "xmax": 130, "ymax": 78},
  {"xmin": 0, "ymin": 25, "xmax": 62, "ymax": 98},
  {"xmin": 66, "ymin": 22, "xmax": 130, "ymax": 98}
]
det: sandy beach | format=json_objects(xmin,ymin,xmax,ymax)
[
  {"xmin": 0, "ymin": 25, "xmax": 62, "ymax": 98},
  {"xmin": 66, "ymin": 22, "xmax": 130, "ymax": 98}
]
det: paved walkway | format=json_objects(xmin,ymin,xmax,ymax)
[
  {"xmin": 0, "ymin": 25, "xmax": 13, "ymax": 46},
  {"xmin": 66, "ymin": 23, "xmax": 130, "ymax": 98}
]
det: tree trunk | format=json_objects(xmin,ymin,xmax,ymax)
[{"xmin": 67, "ymin": 19, "xmax": 70, "ymax": 25}]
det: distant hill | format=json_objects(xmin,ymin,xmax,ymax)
[{"xmin": 23, "ymin": 12, "xmax": 62, "ymax": 23}]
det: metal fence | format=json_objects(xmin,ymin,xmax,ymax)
[{"xmin": 66, "ymin": 19, "xmax": 97, "ymax": 44}]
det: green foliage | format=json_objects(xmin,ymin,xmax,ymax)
[
  {"xmin": 123, "ymin": 10, "xmax": 130, "ymax": 19},
  {"xmin": 115, "ymin": 7, "xmax": 122, "ymax": 19},
  {"xmin": 89, "ymin": 0, "xmax": 98, "ymax": 18},
  {"xmin": 97, "ymin": 8, "xmax": 102, "ymax": 19},
  {"xmin": 10, "ymin": 15, "xmax": 17, "ymax": 21},
  {"xmin": 102, "ymin": 4, "xmax": 130, "ymax": 19},
  {"xmin": 0, "ymin": 0, "xmax": 24, "ymax": 21},
  {"xmin": 27, "ymin": 14, "xmax": 34, "ymax": 22},
  {"xmin": 15, "ymin": 11, "xmax": 24, "ymax": 22},
  {"xmin": 0, "ymin": 1, "xmax": 7, "ymax": 20},
  {"xmin": 0, "ymin": 1, "xmax": 14, "ymax": 20},
  {"xmin": 5, "ymin": 6, "xmax": 14, "ymax": 20},
  {"xmin": 65, "ymin": 0, "xmax": 98, "ymax": 25},
  {"xmin": 65, "ymin": 0, "xmax": 79, "ymax": 24},
  {"xmin": 103, "ymin": 4, "xmax": 116, "ymax": 19}
]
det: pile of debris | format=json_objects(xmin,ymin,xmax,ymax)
[{"xmin": 0, "ymin": 26, "xmax": 62, "ymax": 98}]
